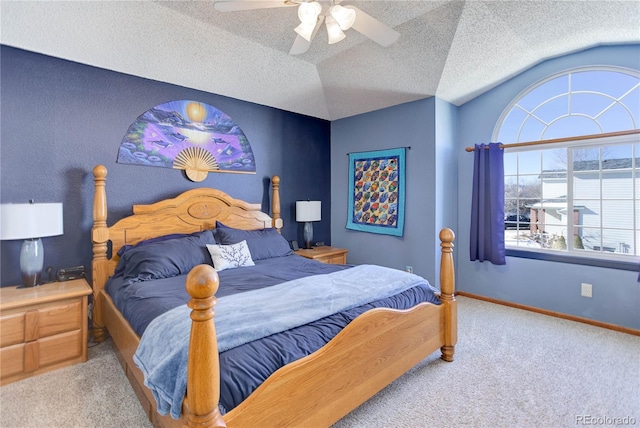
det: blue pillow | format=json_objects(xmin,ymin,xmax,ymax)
[
  {"xmin": 116, "ymin": 233, "xmax": 193, "ymax": 257},
  {"xmin": 117, "ymin": 230, "xmax": 216, "ymax": 284},
  {"xmin": 214, "ymin": 225, "xmax": 292, "ymax": 261}
]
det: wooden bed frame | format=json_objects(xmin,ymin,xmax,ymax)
[{"xmin": 91, "ymin": 164, "xmax": 457, "ymax": 428}]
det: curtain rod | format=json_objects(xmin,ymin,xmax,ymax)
[
  {"xmin": 347, "ymin": 146, "xmax": 411, "ymax": 155},
  {"xmin": 464, "ymin": 129, "xmax": 640, "ymax": 152}
]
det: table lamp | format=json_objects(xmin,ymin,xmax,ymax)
[
  {"xmin": 296, "ymin": 200, "xmax": 321, "ymax": 249},
  {"xmin": 1, "ymin": 201, "xmax": 64, "ymax": 288}
]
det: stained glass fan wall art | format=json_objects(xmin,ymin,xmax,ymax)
[
  {"xmin": 346, "ymin": 147, "xmax": 405, "ymax": 237},
  {"xmin": 117, "ymin": 100, "xmax": 256, "ymax": 181}
]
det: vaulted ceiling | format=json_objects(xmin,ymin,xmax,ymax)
[{"xmin": 2, "ymin": 1, "xmax": 639, "ymax": 120}]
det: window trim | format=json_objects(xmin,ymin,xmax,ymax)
[{"xmin": 506, "ymin": 247, "xmax": 638, "ymax": 272}]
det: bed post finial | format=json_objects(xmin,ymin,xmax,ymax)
[
  {"xmin": 438, "ymin": 228, "xmax": 457, "ymax": 362},
  {"xmin": 185, "ymin": 265, "xmax": 226, "ymax": 428},
  {"xmin": 271, "ymin": 176, "xmax": 282, "ymax": 232}
]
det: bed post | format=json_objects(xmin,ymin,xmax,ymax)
[
  {"xmin": 271, "ymin": 175, "xmax": 282, "ymax": 232},
  {"xmin": 439, "ymin": 228, "xmax": 457, "ymax": 362},
  {"xmin": 92, "ymin": 165, "xmax": 109, "ymax": 342},
  {"xmin": 185, "ymin": 265, "xmax": 226, "ymax": 428}
]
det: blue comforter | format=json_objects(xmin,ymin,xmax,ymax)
[{"xmin": 105, "ymin": 254, "xmax": 440, "ymax": 417}]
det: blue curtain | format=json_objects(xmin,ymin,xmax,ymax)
[{"xmin": 470, "ymin": 143, "xmax": 505, "ymax": 265}]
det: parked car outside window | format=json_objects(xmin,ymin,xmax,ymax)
[{"xmin": 504, "ymin": 214, "xmax": 530, "ymax": 230}]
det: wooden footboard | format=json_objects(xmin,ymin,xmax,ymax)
[
  {"xmin": 98, "ymin": 231, "xmax": 456, "ymax": 428},
  {"xmin": 184, "ymin": 229, "xmax": 456, "ymax": 428}
]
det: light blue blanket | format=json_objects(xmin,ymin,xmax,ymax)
[{"xmin": 133, "ymin": 264, "xmax": 430, "ymax": 419}]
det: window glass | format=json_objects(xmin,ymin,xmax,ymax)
[
  {"xmin": 518, "ymin": 75, "xmax": 568, "ymax": 111},
  {"xmin": 602, "ymin": 171, "xmax": 632, "ymax": 199},
  {"xmin": 571, "ymin": 70, "xmax": 637, "ymax": 98},
  {"xmin": 497, "ymin": 108, "xmax": 528, "ymax": 144},
  {"xmin": 604, "ymin": 200, "xmax": 634, "ymax": 228},
  {"xmin": 542, "ymin": 147, "xmax": 566, "ymax": 171},
  {"xmin": 494, "ymin": 67, "xmax": 639, "ymax": 260},
  {"xmin": 598, "ymin": 103, "xmax": 637, "ymax": 133},
  {"xmin": 570, "ymin": 93, "xmax": 614, "ymax": 117},
  {"xmin": 534, "ymin": 95, "xmax": 569, "ymax": 124},
  {"xmin": 517, "ymin": 151, "xmax": 541, "ymax": 175},
  {"xmin": 602, "ymin": 145, "xmax": 631, "ymax": 170},
  {"xmin": 544, "ymin": 116, "xmax": 602, "ymax": 139},
  {"xmin": 621, "ymin": 86, "xmax": 640, "ymax": 124},
  {"xmin": 519, "ymin": 117, "xmax": 547, "ymax": 141},
  {"xmin": 573, "ymin": 148, "xmax": 600, "ymax": 170},
  {"xmin": 504, "ymin": 152, "xmax": 518, "ymax": 175}
]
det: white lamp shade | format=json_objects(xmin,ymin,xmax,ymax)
[
  {"xmin": 296, "ymin": 201, "xmax": 321, "ymax": 222},
  {"xmin": 1, "ymin": 203, "xmax": 64, "ymax": 240}
]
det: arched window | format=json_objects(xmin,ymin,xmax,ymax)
[
  {"xmin": 493, "ymin": 67, "xmax": 640, "ymax": 263},
  {"xmin": 495, "ymin": 67, "xmax": 639, "ymax": 143}
]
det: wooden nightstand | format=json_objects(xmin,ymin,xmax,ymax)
[
  {"xmin": 0, "ymin": 279, "xmax": 92, "ymax": 386},
  {"xmin": 294, "ymin": 246, "xmax": 349, "ymax": 264}
]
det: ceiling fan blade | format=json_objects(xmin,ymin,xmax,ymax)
[
  {"xmin": 344, "ymin": 5, "xmax": 400, "ymax": 47},
  {"xmin": 214, "ymin": 1, "xmax": 294, "ymax": 12},
  {"xmin": 289, "ymin": 16, "xmax": 324, "ymax": 55},
  {"xmin": 289, "ymin": 35, "xmax": 311, "ymax": 55}
]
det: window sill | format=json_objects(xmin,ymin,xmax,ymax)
[{"xmin": 505, "ymin": 248, "xmax": 640, "ymax": 272}]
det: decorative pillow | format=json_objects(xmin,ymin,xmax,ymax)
[
  {"xmin": 213, "ymin": 225, "xmax": 292, "ymax": 261},
  {"xmin": 118, "ymin": 230, "xmax": 216, "ymax": 283},
  {"xmin": 206, "ymin": 240, "xmax": 255, "ymax": 272}
]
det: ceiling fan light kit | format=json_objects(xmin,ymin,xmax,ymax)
[
  {"xmin": 214, "ymin": 0, "xmax": 400, "ymax": 54},
  {"xmin": 325, "ymin": 15, "xmax": 346, "ymax": 44},
  {"xmin": 329, "ymin": 4, "xmax": 356, "ymax": 31},
  {"xmin": 297, "ymin": 1, "xmax": 322, "ymax": 23},
  {"xmin": 294, "ymin": 20, "xmax": 317, "ymax": 41}
]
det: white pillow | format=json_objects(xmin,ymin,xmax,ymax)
[{"xmin": 206, "ymin": 240, "xmax": 255, "ymax": 272}]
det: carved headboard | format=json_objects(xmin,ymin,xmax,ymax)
[{"xmin": 91, "ymin": 164, "xmax": 282, "ymax": 302}]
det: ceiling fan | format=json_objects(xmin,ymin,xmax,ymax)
[{"xmin": 213, "ymin": 0, "xmax": 400, "ymax": 55}]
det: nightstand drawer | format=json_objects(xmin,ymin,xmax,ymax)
[
  {"xmin": 39, "ymin": 329, "xmax": 83, "ymax": 367},
  {"xmin": 0, "ymin": 343, "xmax": 24, "ymax": 378},
  {"xmin": 0, "ymin": 330, "xmax": 83, "ymax": 379},
  {"xmin": 0, "ymin": 301, "xmax": 82, "ymax": 346},
  {"xmin": 39, "ymin": 301, "xmax": 83, "ymax": 338},
  {"xmin": 323, "ymin": 254, "xmax": 347, "ymax": 264},
  {"xmin": 0, "ymin": 313, "xmax": 25, "ymax": 347},
  {"xmin": 0, "ymin": 279, "xmax": 91, "ymax": 386}
]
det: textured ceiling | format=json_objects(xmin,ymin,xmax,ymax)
[{"xmin": 1, "ymin": 1, "xmax": 639, "ymax": 120}]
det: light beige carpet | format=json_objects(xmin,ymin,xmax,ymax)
[{"xmin": 1, "ymin": 296, "xmax": 638, "ymax": 428}]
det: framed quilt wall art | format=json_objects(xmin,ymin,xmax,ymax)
[{"xmin": 346, "ymin": 147, "xmax": 406, "ymax": 237}]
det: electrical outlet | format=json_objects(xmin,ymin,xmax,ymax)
[
  {"xmin": 581, "ymin": 282, "xmax": 592, "ymax": 298},
  {"xmin": 405, "ymin": 266, "xmax": 413, "ymax": 274}
]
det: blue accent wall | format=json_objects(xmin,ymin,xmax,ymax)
[
  {"xmin": 0, "ymin": 46, "xmax": 331, "ymax": 287},
  {"xmin": 456, "ymin": 44, "xmax": 640, "ymax": 329}
]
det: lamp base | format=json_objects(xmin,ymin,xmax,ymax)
[
  {"xmin": 303, "ymin": 221, "xmax": 314, "ymax": 249},
  {"xmin": 17, "ymin": 275, "xmax": 41, "ymax": 289},
  {"xmin": 19, "ymin": 238, "xmax": 43, "ymax": 288}
]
